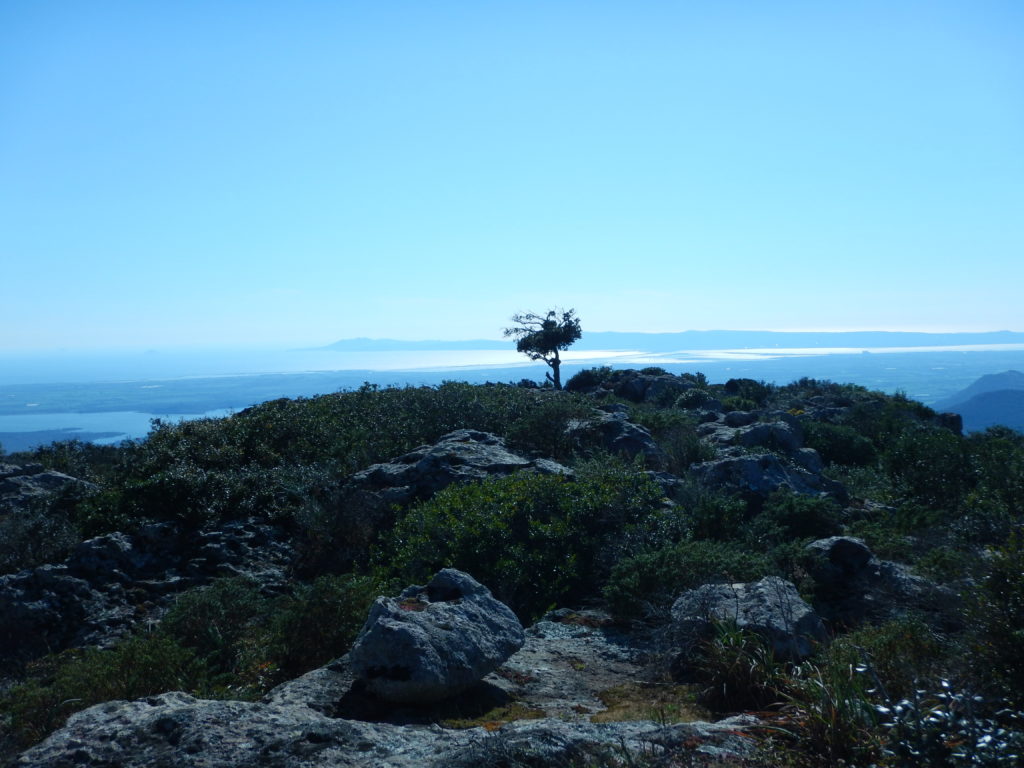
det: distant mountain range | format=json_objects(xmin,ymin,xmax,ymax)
[
  {"xmin": 934, "ymin": 370, "xmax": 1024, "ymax": 433},
  {"xmin": 319, "ymin": 330, "xmax": 1024, "ymax": 353}
]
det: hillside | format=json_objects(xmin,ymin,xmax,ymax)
[
  {"xmin": 1, "ymin": 371, "xmax": 1022, "ymax": 766},
  {"xmin": 933, "ymin": 370, "xmax": 1024, "ymax": 433},
  {"xmin": 934, "ymin": 369, "xmax": 1024, "ymax": 410},
  {"xmin": 945, "ymin": 389, "xmax": 1024, "ymax": 433}
]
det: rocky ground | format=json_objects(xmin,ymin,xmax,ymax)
[
  {"xmin": 16, "ymin": 607, "xmax": 758, "ymax": 767},
  {"xmin": 3, "ymin": 373, "xmax": 970, "ymax": 766}
]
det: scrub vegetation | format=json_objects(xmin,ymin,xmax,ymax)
[{"xmin": 2, "ymin": 372, "xmax": 1023, "ymax": 765}]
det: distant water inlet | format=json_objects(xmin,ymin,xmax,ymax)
[{"xmin": 0, "ymin": 409, "xmax": 235, "ymax": 452}]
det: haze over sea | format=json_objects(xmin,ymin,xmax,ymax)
[{"xmin": 3, "ymin": 338, "xmax": 1023, "ymax": 453}]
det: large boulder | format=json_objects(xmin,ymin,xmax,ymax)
[
  {"xmin": 349, "ymin": 569, "xmax": 525, "ymax": 704},
  {"xmin": 805, "ymin": 536, "xmax": 960, "ymax": 629},
  {"xmin": 671, "ymin": 576, "xmax": 827, "ymax": 660},
  {"xmin": 691, "ymin": 453, "xmax": 847, "ymax": 502}
]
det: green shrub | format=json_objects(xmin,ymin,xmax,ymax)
[
  {"xmin": 380, "ymin": 469, "xmax": 665, "ymax": 621},
  {"xmin": 827, "ymin": 616, "xmax": 944, "ymax": 702},
  {"xmin": 565, "ymin": 366, "xmax": 612, "ymax": 391},
  {"xmin": 1, "ymin": 633, "xmax": 200, "ymax": 750},
  {"xmin": 723, "ymin": 378, "xmax": 772, "ymax": 406},
  {"xmin": 160, "ymin": 577, "xmax": 265, "ymax": 677},
  {"xmin": 694, "ymin": 621, "xmax": 787, "ymax": 712},
  {"xmin": 721, "ymin": 396, "xmax": 757, "ymax": 413},
  {"xmin": 626, "ymin": 408, "xmax": 716, "ymax": 474},
  {"xmin": 262, "ymin": 574, "xmax": 382, "ymax": 679},
  {"xmin": 803, "ymin": 421, "xmax": 877, "ymax": 466},
  {"xmin": 674, "ymin": 388, "xmax": 714, "ymax": 410},
  {"xmin": 785, "ymin": 658, "xmax": 882, "ymax": 765},
  {"xmin": 970, "ymin": 532, "xmax": 1024, "ymax": 704},
  {"xmin": 746, "ymin": 490, "xmax": 842, "ymax": 547},
  {"xmin": 683, "ymin": 492, "xmax": 751, "ymax": 542},
  {"xmin": 0, "ymin": 498, "xmax": 80, "ymax": 574},
  {"xmin": 505, "ymin": 393, "xmax": 591, "ymax": 461},
  {"xmin": 604, "ymin": 540, "xmax": 771, "ymax": 618},
  {"xmin": 884, "ymin": 426, "xmax": 968, "ymax": 510}
]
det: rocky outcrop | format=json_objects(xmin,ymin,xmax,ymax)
[
  {"xmin": 0, "ymin": 519, "xmax": 292, "ymax": 666},
  {"xmin": 691, "ymin": 453, "xmax": 847, "ymax": 501},
  {"xmin": 566, "ymin": 407, "xmax": 668, "ymax": 470},
  {"xmin": 15, "ymin": 689, "xmax": 757, "ymax": 768},
  {"xmin": 349, "ymin": 569, "xmax": 524, "ymax": 704},
  {"xmin": 0, "ymin": 463, "xmax": 95, "ymax": 513},
  {"xmin": 805, "ymin": 536, "xmax": 960, "ymax": 629},
  {"xmin": 325, "ymin": 431, "xmax": 572, "ymax": 566},
  {"xmin": 671, "ymin": 576, "xmax": 827, "ymax": 660},
  {"xmin": 19, "ymin": 607, "xmax": 758, "ymax": 767},
  {"xmin": 567, "ymin": 369, "xmax": 700, "ymax": 406}
]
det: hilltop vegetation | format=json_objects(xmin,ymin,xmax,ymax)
[{"xmin": 2, "ymin": 371, "xmax": 1023, "ymax": 765}]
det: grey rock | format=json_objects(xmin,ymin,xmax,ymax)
[
  {"xmin": 16, "ymin": 691, "xmax": 757, "ymax": 768},
  {"xmin": 566, "ymin": 411, "xmax": 668, "ymax": 470},
  {"xmin": 672, "ymin": 576, "xmax": 827, "ymax": 660},
  {"xmin": 349, "ymin": 569, "xmax": 525, "ymax": 704},
  {"xmin": 599, "ymin": 371, "xmax": 694, "ymax": 405},
  {"xmin": 734, "ymin": 421, "xmax": 803, "ymax": 453},
  {"xmin": 328, "ymin": 431, "xmax": 572, "ymax": 566},
  {"xmin": 723, "ymin": 410, "xmax": 758, "ymax": 427},
  {"xmin": 692, "ymin": 453, "xmax": 847, "ymax": 501},
  {"xmin": 0, "ymin": 564, "xmax": 134, "ymax": 662},
  {"xmin": 793, "ymin": 447, "xmax": 824, "ymax": 474},
  {"xmin": 0, "ymin": 519, "xmax": 293, "ymax": 667},
  {"xmin": 805, "ymin": 537, "xmax": 960, "ymax": 628},
  {"xmin": 0, "ymin": 463, "xmax": 95, "ymax": 513},
  {"xmin": 698, "ymin": 418, "xmax": 803, "ymax": 455},
  {"xmin": 644, "ymin": 470, "xmax": 685, "ymax": 496}
]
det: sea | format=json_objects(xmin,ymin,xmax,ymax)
[{"xmin": 2, "ymin": 344, "xmax": 1023, "ymax": 453}]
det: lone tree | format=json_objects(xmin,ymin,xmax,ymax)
[{"xmin": 504, "ymin": 309, "xmax": 582, "ymax": 390}]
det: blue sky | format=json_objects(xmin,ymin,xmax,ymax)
[{"xmin": 2, "ymin": 1, "xmax": 1022, "ymax": 351}]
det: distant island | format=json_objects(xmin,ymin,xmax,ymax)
[{"xmin": 318, "ymin": 330, "xmax": 1024, "ymax": 353}]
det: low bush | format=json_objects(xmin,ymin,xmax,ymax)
[
  {"xmin": 723, "ymin": 378, "xmax": 772, "ymax": 406},
  {"xmin": 693, "ymin": 621, "xmax": 787, "ymax": 712},
  {"xmin": 674, "ymin": 388, "xmax": 714, "ymax": 410},
  {"xmin": 721, "ymin": 396, "xmax": 757, "ymax": 413},
  {"xmin": 970, "ymin": 532, "xmax": 1024, "ymax": 705},
  {"xmin": 803, "ymin": 420, "xmax": 877, "ymax": 467},
  {"xmin": 1, "ymin": 633, "xmax": 201, "ymax": 750},
  {"xmin": 262, "ymin": 573, "xmax": 382, "ymax": 679},
  {"xmin": 746, "ymin": 490, "xmax": 842, "ymax": 547},
  {"xmin": 626, "ymin": 408, "xmax": 716, "ymax": 474},
  {"xmin": 0, "ymin": 498, "xmax": 80, "ymax": 575},
  {"xmin": 565, "ymin": 366, "xmax": 612, "ymax": 392},
  {"xmin": 603, "ymin": 540, "xmax": 771, "ymax": 618},
  {"xmin": 380, "ymin": 468, "xmax": 665, "ymax": 621}
]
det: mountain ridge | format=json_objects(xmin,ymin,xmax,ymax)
[{"xmin": 319, "ymin": 330, "xmax": 1024, "ymax": 353}]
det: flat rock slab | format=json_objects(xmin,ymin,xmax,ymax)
[
  {"xmin": 484, "ymin": 612, "xmax": 657, "ymax": 719},
  {"xmin": 16, "ymin": 691, "xmax": 757, "ymax": 768}
]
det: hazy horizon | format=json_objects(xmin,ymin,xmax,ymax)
[{"xmin": 3, "ymin": 2, "xmax": 1022, "ymax": 351}]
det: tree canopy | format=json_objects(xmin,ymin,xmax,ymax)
[{"xmin": 503, "ymin": 309, "xmax": 582, "ymax": 390}]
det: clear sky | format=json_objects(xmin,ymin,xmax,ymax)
[{"xmin": 2, "ymin": 1, "xmax": 1022, "ymax": 351}]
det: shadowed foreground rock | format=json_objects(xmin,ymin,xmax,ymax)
[
  {"xmin": 15, "ymin": 691, "xmax": 757, "ymax": 768},
  {"xmin": 349, "ymin": 569, "xmax": 525, "ymax": 704}
]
